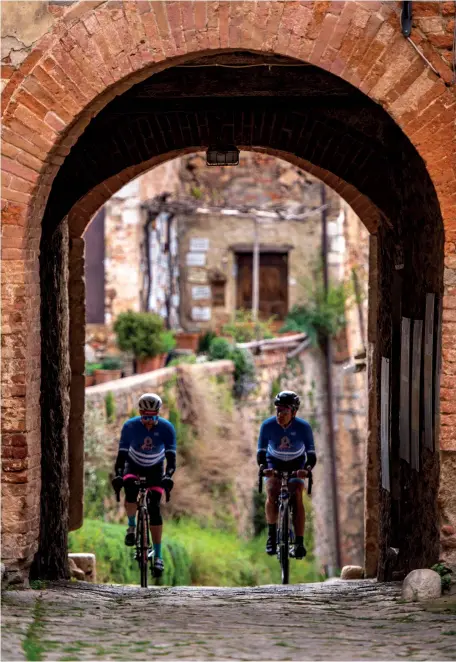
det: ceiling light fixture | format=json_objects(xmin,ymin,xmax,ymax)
[{"xmin": 206, "ymin": 145, "xmax": 240, "ymax": 167}]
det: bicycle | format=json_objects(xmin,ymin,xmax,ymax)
[
  {"xmin": 258, "ymin": 465, "xmax": 313, "ymax": 585},
  {"xmin": 115, "ymin": 476, "xmax": 171, "ymax": 588}
]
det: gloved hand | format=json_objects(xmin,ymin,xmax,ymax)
[
  {"xmin": 257, "ymin": 450, "xmax": 267, "ymax": 467},
  {"xmin": 161, "ymin": 474, "xmax": 174, "ymax": 494},
  {"xmin": 111, "ymin": 474, "xmax": 124, "ymax": 492}
]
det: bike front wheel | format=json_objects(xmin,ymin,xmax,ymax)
[
  {"xmin": 278, "ymin": 502, "xmax": 290, "ymax": 585},
  {"xmin": 137, "ymin": 506, "xmax": 149, "ymax": 588}
]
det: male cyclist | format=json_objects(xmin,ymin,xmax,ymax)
[
  {"xmin": 111, "ymin": 393, "xmax": 176, "ymax": 576},
  {"xmin": 257, "ymin": 390, "xmax": 316, "ymax": 560}
]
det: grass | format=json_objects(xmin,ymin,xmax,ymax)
[
  {"xmin": 69, "ymin": 517, "xmax": 320, "ymax": 587},
  {"xmin": 22, "ymin": 598, "xmax": 45, "ymax": 661}
]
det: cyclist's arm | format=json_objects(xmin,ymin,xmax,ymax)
[
  {"xmin": 114, "ymin": 422, "xmax": 130, "ymax": 475},
  {"xmin": 164, "ymin": 422, "xmax": 177, "ymax": 476},
  {"xmin": 304, "ymin": 422, "xmax": 317, "ymax": 469},
  {"xmin": 256, "ymin": 421, "xmax": 268, "ymax": 466}
]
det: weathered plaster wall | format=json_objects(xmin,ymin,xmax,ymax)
[{"xmin": 1, "ymin": 2, "xmax": 56, "ymax": 72}]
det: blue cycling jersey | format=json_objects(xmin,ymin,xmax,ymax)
[
  {"xmin": 118, "ymin": 416, "xmax": 176, "ymax": 468},
  {"xmin": 257, "ymin": 416, "xmax": 315, "ymax": 466}
]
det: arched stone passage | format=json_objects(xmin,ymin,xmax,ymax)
[
  {"xmin": 1, "ymin": 1, "xmax": 454, "ymax": 583},
  {"xmin": 34, "ymin": 55, "xmax": 444, "ymax": 582}
]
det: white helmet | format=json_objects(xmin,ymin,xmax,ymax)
[{"xmin": 138, "ymin": 393, "xmax": 162, "ymax": 413}]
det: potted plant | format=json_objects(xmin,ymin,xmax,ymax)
[
  {"xmin": 85, "ymin": 362, "xmax": 101, "ymax": 387},
  {"xmin": 114, "ymin": 311, "xmax": 176, "ymax": 374},
  {"xmin": 175, "ymin": 330, "xmax": 201, "ymax": 352},
  {"xmin": 93, "ymin": 356, "xmax": 123, "ymax": 385}
]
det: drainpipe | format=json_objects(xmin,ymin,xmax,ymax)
[
  {"xmin": 321, "ymin": 184, "xmax": 342, "ymax": 574},
  {"xmin": 252, "ymin": 215, "xmax": 260, "ymax": 323}
]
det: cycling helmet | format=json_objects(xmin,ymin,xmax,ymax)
[
  {"xmin": 274, "ymin": 390, "xmax": 300, "ymax": 411},
  {"xmin": 138, "ymin": 393, "xmax": 162, "ymax": 413}
]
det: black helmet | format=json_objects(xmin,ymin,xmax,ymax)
[{"xmin": 274, "ymin": 390, "xmax": 300, "ymax": 411}]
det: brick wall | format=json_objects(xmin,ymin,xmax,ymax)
[{"xmin": 1, "ymin": 0, "xmax": 455, "ymax": 579}]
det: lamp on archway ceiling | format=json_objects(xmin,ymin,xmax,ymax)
[{"xmin": 206, "ymin": 144, "xmax": 240, "ymax": 166}]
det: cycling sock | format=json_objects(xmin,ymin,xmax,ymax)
[
  {"xmin": 295, "ymin": 536, "xmax": 304, "ymax": 546},
  {"xmin": 128, "ymin": 515, "xmax": 136, "ymax": 527},
  {"xmin": 268, "ymin": 523, "xmax": 277, "ymax": 539},
  {"xmin": 153, "ymin": 543, "xmax": 162, "ymax": 559}
]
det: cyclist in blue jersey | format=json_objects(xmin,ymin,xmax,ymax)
[
  {"xmin": 257, "ymin": 390, "xmax": 316, "ymax": 559},
  {"xmin": 111, "ymin": 393, "xmax": 176, "ymax": 576}
]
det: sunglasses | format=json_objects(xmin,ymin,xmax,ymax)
[{"xmin": 140, "ymin": 411, "xmax": 159, "ymax": 421}]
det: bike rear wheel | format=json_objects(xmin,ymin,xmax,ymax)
[
  {"xmin": 137, "ymin": 506, "xmax": 149, "ymax": 588},
  {"xmin": 279, "ymin": 502, "xmax": 290, "ymax": 585}
]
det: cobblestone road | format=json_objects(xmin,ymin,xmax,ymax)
[{"xmin": 2, "ymin": 579, "xmax": 456, "ymax": 661}]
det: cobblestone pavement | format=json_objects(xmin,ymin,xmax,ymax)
[{"xmin": 2, "ymin": 579, "xmax": 456, "ymax": 661}]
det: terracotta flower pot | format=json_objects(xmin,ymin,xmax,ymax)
[
  {"xmin": 175, "ymin": 332, "xmax": 200, "ymax": 352},
  {"xmin": 93, "ymin": 369, "xmax": 122, "ymax": 385},
  {"xmin": 85, "ymin": 375, "xmax": 95, "ymax": 387},
  {"xmin": 136, "ymin": 354, "xmax": 166, "ymax": 374}
]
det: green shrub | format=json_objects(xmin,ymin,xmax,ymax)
[
  {"xmin": 208, "ymin": 337, "xmax": 232, "ymax": 361},
  {"xmin": 161, "ymin": 330, "xmax": 177, "ymax": 353},
  {"xmin": 69, "ymin": 518, "xmax": 319, "ymax": 587},
  {"xmin": 431, "ymin": 562, "xmax": 453, "ymax": 593},
  {"xmin": 128, "ymin": 408, "xmax": 139, "ymax": 419},
  {"xmin": 85, "ymin": 362, "xmax": 102, "ymax": 376},
  {"xmin": 168, "ymin": 354, "xmax": 197, "ymax": 367},
  {"xmin": 280, "ymin": 267, "xmax": 352, "ymax": 345},
  {"xmin": 222, "ymin": 309, "xmax": 275, "ymax": 343},
  {"xmin": 105, "ymin": 392, "xmax": 116, "ymax": 423},
  {"xmin": 114, "ymin": 311, "xmax": 175, "ymax": 359},
  {"xmin": 231, "ymin": 347, "xmax": 256, "ymax": 397},
  {"xmin": 207, "ymin": 338, "xmax": 256, "ymax": 398},
  {"xmin": 197, "ymin": 330, "xmax": 217, "ymax": 354},
  {"xmin": 100, "ymin": 356, "xmax": 123, "ymax": 371}
]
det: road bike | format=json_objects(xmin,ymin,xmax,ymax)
[
  {"xmin": 258, "ymin": 466, "xmax": 313, "ymax": 585},
  {"xmin": 115, "ymin": 476, "xmax": 170, "ymax": 588}
]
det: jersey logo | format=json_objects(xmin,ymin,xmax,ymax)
[
  {"xmin": 279, "ymin": 436, "xmax": 291, "ymax": 449},
  {"xmin": 141, "ymin": 436, "xmax": 154, "ymax": 451}
]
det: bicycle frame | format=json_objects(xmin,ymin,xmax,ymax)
[
  {"xmin": 135, "ymin": 477, "xmax": 152, "ymax": 588},
  {"xmin": 258, "ymin": 466, "xmax": 312, "ymax": 585},
  {"xmin": 113, "ymin": 473, "xmax": 172, "ymax": 588}
]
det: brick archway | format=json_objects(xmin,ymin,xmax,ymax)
[{"xmin": 1, "ymin": 1, "xmax": 455, "ymax": 582}]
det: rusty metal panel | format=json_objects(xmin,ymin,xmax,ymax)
[
  {"xmin": 399, "ymin": 317, "xmax": 411, "ymax": 463},
  {"xmin": 411, "ymin": 320, "xmax": 423, "ymax": 472},
  {"xmin": 423, "ymin": 294, "xmax": 435, "ymax": 451},
  {"xmin": 381, "ymin": 356, "xmax": 390, "ymax": 492},
  {"xmin": 434, "ymin": 298, "xmax": 443, "ymax": 450}
]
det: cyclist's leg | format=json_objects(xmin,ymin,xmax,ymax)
[
  {"xmin": 145, "ymin": 462, "xmax": 165, "ymax": 573},
  {"xmin": 289, "ymin": 481, "xmax": 305, "ymax": 536},
  {"xmin": 289, "ymin": 480, "xmax": 306, "ymax": 558},
  {"xmin": 123, "ymin": 462, "xmax": 140, "ymax": 545},
  {"xmin": 265, "ymin": 474, "xmax": 280, "ymax": 554}
]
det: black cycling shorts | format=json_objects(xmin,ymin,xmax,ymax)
[{"xmin": 123, "ymin": 460, "xmax": 164, "ymax": 502}]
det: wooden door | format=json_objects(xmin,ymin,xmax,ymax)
[{"xmin": 236, "ymin": 252, "xmax": 288, "ymax": 319}]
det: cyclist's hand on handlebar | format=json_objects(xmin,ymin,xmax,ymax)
[
  {"xmin": 111, "ymin": 475, "xmax": 123, "ymax": 492},
  {"xmin": 263, "ymin": 468, "xmax": 275, "ymax": 477},
  {"xmin": 162, "ymin": 474, "xmax": 174, "ymax": 493},
  {"xmin": 297, "ymin": 469, "xmax": 308, "ymax": 478}
]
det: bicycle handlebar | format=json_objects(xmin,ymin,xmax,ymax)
[
  {"xmin": 113, "ymin": 479, "xmax": 172, "ymax": 502},
  {"xmin": 258, "ymin": 466, "xmax": 313, "ymax": 496}
]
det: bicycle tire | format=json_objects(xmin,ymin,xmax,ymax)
[
  {"xmin": 279, "ymin": 502, "xmax": 290, "ymax": 585},
  {"xmin": 139, "ymin": 506, "xmax": 149, "ymax": 588}
]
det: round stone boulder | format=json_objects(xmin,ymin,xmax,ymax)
[
  {"xmin": 401, "ymin": 569, "xmax": 442, "ymax": 602},
  {"xmin": 341, "ymin": 565, "xmax": 364, "ymax": 580},
  {"xmin": 68, "ymin": 553, "xmax": 96, "ymax": 582}
]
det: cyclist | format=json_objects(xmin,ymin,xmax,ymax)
[
  {"xmin": 257, "ymin": 390, "xmax": 316, "ymax": 560},
  {"xmin": 111, "ymin": 393, "xmax": 176, "ymax": 576}
]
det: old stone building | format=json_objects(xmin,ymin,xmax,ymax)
[
  {"xmin": 84, "ymin": 152, "xmax": 346, "ymax": 332},
  {"xmin": 1, "ymin": 1, "xmax": 455, "ymax": 584}
]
